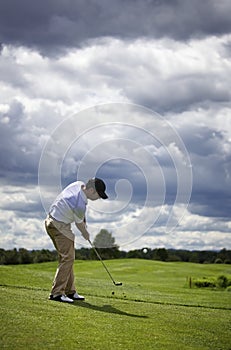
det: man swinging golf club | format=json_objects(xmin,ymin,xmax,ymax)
[{"xmin": 45, "ymin": 178, "xmax": 108, "ymax": 303}]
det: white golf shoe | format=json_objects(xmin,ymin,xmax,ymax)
[
  {"xmin": 67, "ymin": 292, "xmax": 85, "ymax": 300},
  {"xmin": 49, "ymin": 294, "xmax": 74, "ymax": 303}
]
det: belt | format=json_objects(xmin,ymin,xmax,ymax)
[{"xmin": 48, "ymin": 214, "xmax": 67, "ymax": 224}]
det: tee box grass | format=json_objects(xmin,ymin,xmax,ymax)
[{"xmin": 0, "ymin": 259, "xmax": 231, "ymax": 350}]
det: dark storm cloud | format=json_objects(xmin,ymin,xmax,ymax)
[
  {"xmin": 189, "ymin": 192, "xmax": 231, "ymax": 219},
  {"xmin": 180, "ymin": 125, "xmax": 231, "ymax": 218},
  {"xmin": 126, "ymin": 75, "xmax": 231, "ymax": 114},
  {"xmin": 0, "ymin": 0, "xmax": 231, "ymax": 54},
  {"xmin": 0, "ymin": 100, "xmax": 42, "ymax": 185},
  {"xmin": 0, "ymin": 199, "xmax": 44, "ymax": 218}
]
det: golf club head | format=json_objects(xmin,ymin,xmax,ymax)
[{"xmin": 115, "ymin": 282, "xmax": 123, "ymax": 286}]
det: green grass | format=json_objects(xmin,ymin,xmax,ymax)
[{"xmin": 0, "ymin": 259, "xmax": 231, "ymax": 349}]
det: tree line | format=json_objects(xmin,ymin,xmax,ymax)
[
  {"xmin": 0, "ymin": 247, "xmax": 230, "ymax": 265},
  {"xmin": 1, "ymin": 229, "xmax": 230, "ymax": 265}
]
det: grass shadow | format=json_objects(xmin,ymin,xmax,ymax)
[{"xmin": 73, "ymin": 300, "xmax": 148, "ymax": 318}]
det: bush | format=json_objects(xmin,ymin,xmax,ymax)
[
  {"xmin": 194, "ymin": 277, "xmax": 216, "ymax": 288},
  {"xmin": 193, "ymin": 275, "xmax": 231, "ymax": 289},
  {"xmin": 214, "ymin": 258, "xmax": 223, "ymax": 264},
  {"xmin": 216, "ymin": 275, "xmax": 228, "ymax": 288}
]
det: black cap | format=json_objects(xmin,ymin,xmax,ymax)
[{"xmin": 95, "ymin": 178, "xmax": 108, "ymax": 199}]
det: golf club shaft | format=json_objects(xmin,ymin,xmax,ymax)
[{"xmin": 88, "ymin": 239, "xmax": 117, "ymax": 285}]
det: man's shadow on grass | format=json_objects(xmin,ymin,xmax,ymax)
[{"xmin": 73, "ymin": 301, "xmax": 148, "ymax": 318}]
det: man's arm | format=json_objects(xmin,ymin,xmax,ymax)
[{"xmin": 75, "ymin": 221, "xmax": 90, "ymax": 241}]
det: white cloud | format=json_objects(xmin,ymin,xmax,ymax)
[
  {"xmin": 1, "ymin": 34, "xmax": 231, "ymax": 111},
  {"xmin": 0, "ymin": 33, "xmax": 231, "ymax": 251}
]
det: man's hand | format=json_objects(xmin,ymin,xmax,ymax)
[{"xmin": 75, "ymin": 221, "xmax": 90, "ymax": 241}]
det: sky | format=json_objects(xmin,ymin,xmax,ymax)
[{"xmin": 0, "ymin": 0, "xmax": 231, "ymax": 251}]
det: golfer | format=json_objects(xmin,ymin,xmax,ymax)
[{"xmin": 45, "ymin": 178, "xmax": 108, "ymax": 303}]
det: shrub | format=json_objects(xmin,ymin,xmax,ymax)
[
  {"xmin": 194, "ymin": 277, "xmax": 216, "ymax": 288},
  {"xmin": 214, "ymin": 258, "xmax": 223, "ymax": 264},
  {"xmin": 224, "ymin": 259, "xmax": 231, "ymax": 264},
  {"xmin": 193, "ymin": 275, "xmax": 231, "ymax": 289},
  {"xmin": 216, "ymin": 275, "xmax": 228, "ymax": 288}
]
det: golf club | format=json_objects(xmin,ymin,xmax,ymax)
[{"xmin": 88, "ymin": 239, "xmax": 122, "ymax": 286}]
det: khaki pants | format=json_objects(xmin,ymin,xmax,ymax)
[{"xmin": 45, "ymin": 215, "xmax": 76, "ymax": 297}]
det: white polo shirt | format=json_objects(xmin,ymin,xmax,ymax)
[{"xmin": 49, "ymin": 181, "xmax": 88, "ymax": 224}]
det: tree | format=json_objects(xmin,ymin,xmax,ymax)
[
  {"xmin": 93, "ymin": 229, "xmax": 118, "ymax": 249},
  {"xmin": 18, "ymin": 248, "xmax": 33, "ymax": 264},
  {"xmin": 93, "ymin": 229, "xmax": 119, "ymax": 259},
  {"xmin": 4, "ymin": 248, "xmax": 19, "ymax": 264},
  {"xmin": 154, "ymin": 248, "xmax": 168, "ymax": 262}
]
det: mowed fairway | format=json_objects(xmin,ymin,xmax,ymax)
[{"xmin": 0, "ymin": 259, "xmax": 231, "ymax": 350}]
